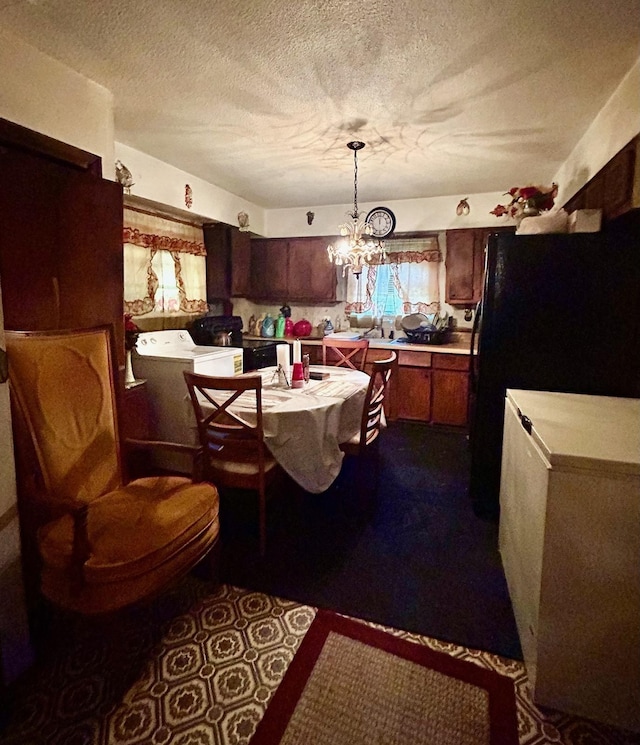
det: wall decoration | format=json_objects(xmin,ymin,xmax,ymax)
[
  {"xmin": 306, "ymin": 211, "xmax": 315, "ymax": 225},
  {"xmin": 456, "ymin": 198, "xmax": 470, "ymax": 216},
  {"xmin": 115, "ymin": 160, "xmax": 134, "ymax": 194},
  {"xmin": 185, "ymin": 184, "xmax": 193, "ymax": 209},
  {"xmin": 238, "ymin": 211, "xmax": 250, "ymax": 231}
]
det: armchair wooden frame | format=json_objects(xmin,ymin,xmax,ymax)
[
  {"xmin": 322, "ymin": 337, "xmax": 370, "ymax": 370},
  {"xmin": 184, "ymin": 371, "xmax": 280, "ymax": 556}
]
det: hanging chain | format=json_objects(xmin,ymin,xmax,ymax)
[{"xmin": 353, "ymin": 147, "xmax": 359, "ymax": 217}]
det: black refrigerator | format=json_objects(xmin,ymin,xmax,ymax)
[{"xmin": 469, "ymin": 209, "xmax": 640, "ymax": 519}]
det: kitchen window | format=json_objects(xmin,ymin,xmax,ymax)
[
  {"xmin": 123, "ymin": 207, "xmax": 208, "ymax": 328},
  {"xmin": 344, "ymin": 236, "xmax": 442, "ymax": 317}
]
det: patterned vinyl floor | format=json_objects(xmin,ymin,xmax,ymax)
[{"xmin": 2, "ymin": 580, "xmax": 639, "ymax": 745}]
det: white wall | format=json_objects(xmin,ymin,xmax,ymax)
[
  {"xmin": 553, "ymin": 57, "xmax": 640, "ymax": 205},
  {"xmin": 265, "ymin": 191, "xmax": 518, "ymax": 238},
  {"xmin": 0, "ymin": 28, "xmax": 114, "ymax": 174},
  {"xmin": 115, "ymin": 143, "xmax": 265, "ymax": 233}
]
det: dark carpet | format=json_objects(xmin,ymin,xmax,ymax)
[{"xmin": 218, "ymin": 422, "xmax": 523, "ymax": 661}]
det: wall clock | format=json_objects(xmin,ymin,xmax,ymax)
[{"xmin": 366, "ymin": 206, "xmax": 396, "ymax": 238}]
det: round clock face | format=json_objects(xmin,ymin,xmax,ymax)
[{"xmin": 366, "ymin": 207, "xmax": 396, "ymax": 238}]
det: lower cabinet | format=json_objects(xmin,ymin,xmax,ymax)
[
  {"xmin": 430, "ymin": 356, "xmax": 470, "ymax": 427},
  {"xmin": 396, "ymin": 351, "xmax": 470, "ymax": 427},
  {"xmin": 301, "ymin": 342, "xmax": 470, "ymax": 428},
  {"xmin": 121, "ymin": 380, "xmax": 151, "ymax": 440},
  {"xmin": 397, "ymin": 366, "xmax": 431, "ymax": 421}
]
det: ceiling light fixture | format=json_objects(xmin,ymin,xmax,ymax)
[{"xmin": 327, "ymin": 141, "xmax": 385, "ymax": 278}]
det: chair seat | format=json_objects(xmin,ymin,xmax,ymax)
[
  {"xmin": 39, "ymin": 476, "xmax": 219, "ymax": 585},
  {"xmin": 210, "ymin": 456, "xmax": 279, "ymax": 477}
]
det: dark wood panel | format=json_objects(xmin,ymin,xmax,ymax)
[
  {"xmin": 287, "ymin": 237, "xmax": 336, "ymax": 302},
  {"xmin": 0, "ymin": 124, "xmax": 124, "ymax": 362},
  {"xmin": 250, "ymin": 238, "xmax": 289, "ymax": 299},
  {"xmin": 204, "ymin": 223, "xmax": 231, "ymax": 300},
  {"xmin": 431, "ymin": 370, "xmax": 469, "ymax": 426},
  {"xmin": 445, "ymin": 229, "xmax": 475, "ymax": 304},
  {"xmin": 230, "ymin": 229, "xmax": 251, "ymax": 297},
  {"xmin": 397, "ymin": 366, "xmax": 431, "ymax": 421}
]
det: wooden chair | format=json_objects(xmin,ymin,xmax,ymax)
[
  {"xmin": 5, "ymin": 326, "xmax": 221, "ymax": 619},
  {"xmin": 322, "ymin": 337, "xmax": 370, "ymax": 370},
  {"xmin": 340, "ymin": 352, "xmax": 396, "ymax": 505},
  {"xmin": 340, "ymin": 352, "xmax": 396, "ymax": 458},
  {"xmin": 183, "ymin": 371, "xmax": 280, "ymax": 556}
]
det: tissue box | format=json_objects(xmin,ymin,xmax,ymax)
[{"xmin": 568, "ymin": 209, "xmax": 602, "ymax": 233}]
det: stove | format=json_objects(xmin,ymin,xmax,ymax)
[{"xmin": 189, "ymin": 315, "xmax": 281, "ymax": 370}]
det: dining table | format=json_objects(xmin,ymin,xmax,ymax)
[{"xmin": 204, "ymin": 365, "xmax": 370, "ymax": 493}]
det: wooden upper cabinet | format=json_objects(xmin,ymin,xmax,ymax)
[
  {"xmin": 445, "ymin": 227, "xmax": 514, "ymax": 307},
  {"xmin": 563, "ymin": 136, "xmax": 639, "ymax": 220},
  {"xmin": 250, "ymin": 238, "xmax": 289, "ymax": 300},
  {"xmin": 230, "ymin": 229, "xmax": 251, "ymax": 297},
  {"xmin": 445, "ymin": 229, "xmax": 478, "ymax": 306},
  {"xmin": 249, "ymin": 236, "xmax": 338, "ymax": 303},
  {"xmin": 287, "ymin": 237, "xmax": 336, "ymax": 302},
  {"xmin": 204, "ymin": 223, "xmax": 251, "ymax": 301}
]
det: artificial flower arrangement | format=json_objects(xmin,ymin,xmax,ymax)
[
  {"xmin": 124, "ymin": 313, "xmax": 140, "ymax": 350},
  {"xmin": 490, "ymin": 183, "xmax": 558, "ymax": 218}
]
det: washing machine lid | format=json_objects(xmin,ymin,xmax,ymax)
[{"xmin": 136, "ymin": 330, "xmax": 238, "ymax": 363}]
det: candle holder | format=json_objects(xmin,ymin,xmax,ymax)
[{"xmin": 291, "ymin": 362, "xmax": 304, "ymax": 389}]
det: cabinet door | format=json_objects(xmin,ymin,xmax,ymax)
[
  {"xmin": 203, "ymin": 223, "xmax": 230, "ymax": 300},
  {"xmin": 0, "ymin": 147, "xmax": 124, "ymax": 361},
  {"xmin": 445, "ymin": 229, "xmax": 476, "ymax": 305},
  {"xmin": 397, "ymin": 367, "xmax": 431, "ymax": 421},
  {"xmin": 250, "ymin": 238, "xmax": 288, "ymax": 300},
  {"xmin": 287, "ymin": 238, "xmax": 337, "ymax": 302},
  {"xmin": 431, "ymin": 370, "xmax": 469, "ymax": 426},
  {"xmin": 230, "ymin": 228, "xmax": 251, "ymax": 297},
  {"xmin": 58, "ymin": 173, "xmax": 124, "ymax": 360}
]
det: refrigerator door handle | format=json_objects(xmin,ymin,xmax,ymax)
[{"xmin": 469, "ymin": 300, "xmax": 482, "ymax": 393}]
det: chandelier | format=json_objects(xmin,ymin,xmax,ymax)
[{"xmin": 327, "ymin": 141, "xmax": 386, "ymax": 277}]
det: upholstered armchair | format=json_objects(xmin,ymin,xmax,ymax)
[{"xmin": 6, "ymin": 326, "xmax": 221, "ymax": 618}]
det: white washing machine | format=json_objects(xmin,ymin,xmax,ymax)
[{"xmin": 133, "ymin": 329, "xmax": 244, "ymax": 472}]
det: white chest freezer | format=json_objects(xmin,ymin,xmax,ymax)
[
  {"xmin": 132, "ymin": 330, "xmax": 243, "ymax": 472},
  {"xmin": 499, "ymin": 388, "xmax": 640, "ymax": 731}
]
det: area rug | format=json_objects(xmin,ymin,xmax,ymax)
[{"xmin": 250, "ymin": 609, "xmax": 519, "ymax": 745}]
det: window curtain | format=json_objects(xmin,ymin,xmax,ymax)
[
  {"xmin": 123, "ymin": 208, "xmax": 207, "ymax": 325},
  {"xmin": 344, "ymin": 236, "xmax": 442, "ymax": 316}
]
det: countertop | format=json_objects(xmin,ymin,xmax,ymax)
[{"xmin": 246, "ymin": 334, "xmax": 473, "ymax": 355}]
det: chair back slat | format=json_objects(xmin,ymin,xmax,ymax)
[
  {"xmin": 322, "ymin": 337, "xmax": 370, "ymax": 370},
  {"xmin": 357, "ymin": 352, "xmax": 396, "ymax": 451}
]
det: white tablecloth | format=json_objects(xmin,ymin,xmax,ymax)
[{"xmin": 206, "ymin": 365, "xmax": 369, "ymax": 493}]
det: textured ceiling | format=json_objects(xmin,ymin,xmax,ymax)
[{"xmin": 2, "ymin": 0, "xmax": 639, "ymax": 208}]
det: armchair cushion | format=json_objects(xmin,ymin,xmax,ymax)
[{"xmin": 39, "ymin": 476, "xmax": 218, "ymax": 584}]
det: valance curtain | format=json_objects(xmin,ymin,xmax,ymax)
[
  {"xmin": 123, "ymin": 208, "xmax": 208, "ymax": 322},
  {"xmin": 345, "ymin": 236, "xmax": 442, "ymax": 316}
]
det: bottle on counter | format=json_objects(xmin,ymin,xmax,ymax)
[
  {"xmin": 275, "ymin": 314, "xmax": 285, "ymax": 338},
  {"xmin": 284, "ymin": 317, "xmax": 294, "ymax": 336},
  {"xmin": 261, "ymin": 314, "xmax": 275, "ymax": 337}
]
